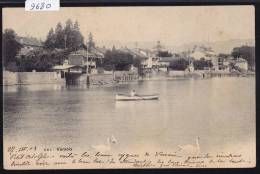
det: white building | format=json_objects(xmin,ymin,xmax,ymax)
[
  {"xmin": 235, "ymin": 58, "xmax": 248, "ymax": 71},
  {"xmin": 189, "ymin": 45, "xmax": 219, "ymax": 70},
  {"xmin": 124, "ymin": 48, "xmax": 159, "ymax": 70}
]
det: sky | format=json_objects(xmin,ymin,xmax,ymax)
[{"xmin": 3, "ymin": 6, "xmax": 255, "ymax": 47}]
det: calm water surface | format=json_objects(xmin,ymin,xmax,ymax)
[{"xmin": 3, "ymin": 77, "xmax": 255, "ymax": 154}]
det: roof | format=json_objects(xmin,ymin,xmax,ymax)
[
  {"xmin": 94, "ymin": 47, "xmax": 107, "ymax": 54},
  {"xmin": 158, "ymin": 56, "xmax": 180, "ymax": 62},
  {"xmin": 16, "ymin": 36, "xmax": 43, "ymax": 47},
  {"xmin": 119, "ymin": 48, "xmax": 149, "ymax": 59},
  {"xmin": 17, "ymin": 47, "xmax": 35, "ymax": 56},
  {"xmin": 70, "ymin": 47, "xmax": 104, "ymax": 59},
  {"xmin": 52, "ymin": 65, "xmax": 79, "ymax": 70},
  {"xmin": 236, "ymin": 58, "xmax": 247, "ymax": 63}
]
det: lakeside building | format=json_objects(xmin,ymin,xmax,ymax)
[
  {"xmin": 218, "ymin": 56, "xmax": 233, "ymax": 71},
  {"xmin": 189, "ymin": 45, "xmax": 219, "ymax": 70},
  {"xmin": 67, "ymin": 45, "xmax": 104, "ymax": 74},
  {"xmin": 52, "ymin": 64, "xmax": 83, "ymax": 78},
  {"xmin": 218, "ymin": 56, "xmax": 248, "ymax": 72},
  {"xmin": 52, "ymin": 44, "xmax": 105, "ymax": 78},
  {"xmin": 15, "ymin": 36, "xmax": 43, "ymax": 58},
  {"xmin": 119, "ymin": 47, "xmax": 159, "ymax": 71},
  {"xmin": 235, "ymin": 58, "xmax": 248, "ymax": 71},
  {"xmin": 158, "ymin": 56, "xmax": 178, "ymax": 72},
  {"xmin": 9, "ymin": 36, "xmax": 44, "ymax": 71},
  {"xmin": 131, "ymin": 48, "xmax": 159, "ymax": 70},
  {"xmin": 16, "ymin": 36, "xmax": 43, "ymax": 51}
]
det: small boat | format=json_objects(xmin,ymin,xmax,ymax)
[{"xmin": 116, "ymin": 93, "xmax": 159, "ymax": 101}]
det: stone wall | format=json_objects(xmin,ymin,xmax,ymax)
[
  {"xmin": 168, "ymin": 70, "xmax": 185, "ymax": 77},
  {"xmin": 3, "ymin": 71, "xmax": 65, "ymax": 85},
  {"xmin": 3, "ymin": 71, "xmax": 17, "ymax": 85}
]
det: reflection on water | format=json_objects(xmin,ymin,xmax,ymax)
[{"xmin": 3, "ymin": 77, "xmax": 255, "ymax": 155}]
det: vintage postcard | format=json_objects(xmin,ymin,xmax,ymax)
[{"xmin": 2, "ymin": 6, "xmax": 255, "ymax": 169}]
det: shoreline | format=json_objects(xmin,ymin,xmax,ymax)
[{"xmin": 2, "ymin": 73, "xmax": 255, "ymax": 87}]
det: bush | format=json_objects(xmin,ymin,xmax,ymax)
[
  {"xmin": 169, "ymin": 58, "xmax": 189, "ymax": 71},
  {"xmin": 193, "ymin": 59, "xmax": 213, "ymax": 70},
  {"xmin": 18, "ymin": 49, "xmax": 70, "ymax": 72},
  {"xmin": 103, "ymin": 50, "xmax": 134, "ymax": 71}
]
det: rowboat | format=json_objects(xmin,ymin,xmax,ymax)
[{"xmin": 115, "ymin": 94, "xmax": 159, "ymax": 101}]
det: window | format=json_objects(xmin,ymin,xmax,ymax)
[{"xmin": 61, "ymin": 71, "xmax": 65, "ymax": 78}]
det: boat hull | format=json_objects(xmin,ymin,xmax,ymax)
[{"xmin": 116, "ymin": 94, "xmax": 159, "ymax": 101}]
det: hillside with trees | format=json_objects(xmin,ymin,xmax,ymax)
[
  {"xmin": 2, "ymin": 29, "xmax": 22, "ymax": 70},
  {"xmin": 44, "ymin": 19, "xmax": 84, "ymax": 51},
  {"xmin": 18, "ymin": 19, "xmax": 84, "ymax": 71},
  {"xmin": 103, "ymin": 48, "xmax": 135, "ymax": 71}
]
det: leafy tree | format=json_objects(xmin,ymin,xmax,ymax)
[
  {"xmin": 2, "ymin": 29, "xmax": 22, "ymax": 69},
  {"xmin": 157, "ymin": 51, "xmax": 173, "ymax": 57},
  {"xmin": 18, "ymin": 48, "xmax": 70, "ymax": 72},
  {"xmin": 218, "ymin": 53, "xmax": 230, "ymax": 59},
  {"xmin": 103, "ymin": 50, "xmax": 134, "ymax": 71},
  {"xmin": 218, "ymin": 53, "xmax": 230, "ymax": 63},
  {"xmin": 193, "ymin": 59, "xmax": 213, "ymax": 70},
  {"xmin": 231, "ymin": 45, "xmax": 255, "ymax": 68},
  {"xmin": 169, "ymin": 58, "xmax": 189, "ymax": 71},
  {"xmin": 133, "ymin": 56, "xmax": 143, "ymax": 75}
]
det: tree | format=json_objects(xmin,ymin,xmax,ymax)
[
  {"xmin": 193, "ymin": 59, "xmax": 213, "ymax": 70},
  {"xmin": 231, "ymin": 45, "xmax": 255, "ymax": 68},
  {"xmin": 2, "ymin": 29, "xmax": 22, "ymax": 69},
  {"xmin": 44, "ymin": 19, "xmax": 84, "ymax": 51},
  {"xmin": 112, "ymin": 45, "xmax": 116, "ymax": 52},
  {"xmin": 54, "ymin": 22, "xmax": 64, "ymax": 48},
  {"xmin": 44, "ymin": 28, "xmax": 56, "ymax": 49},
  {"xmin": 157, "ymin": 51, "xmax": 173, "ymax": 57},
  {"xmin": 87, "ymin": 32, "xmax": 95, "ymax": 49},
  {"xmin": 103, "ymin": 50, "xmax": 134, "ymax": 71},
  {"xmin": 218, "ymin": 53, "xmax": 230, "ymax": 59},
  {"xmin": 71, "ymin": 26, "xmax": 84, "ymax": 50},
  {"xmin": 64, "ymin": 19, "xmax": 74, "ymax": 49},
  {"xmin": 169, "ymin": 58, "xmax": 189, "ymax": 71},
  {"xmin": 64, "ymin": 19, "xmax": 83, "ymax": 50},
  {"xmin": 73, "ymin": 20, "xmax": 80, "ymax": 31},
  {"xmin": 18, "ymin": 48, "xmax": 70, "ymax": 72}
]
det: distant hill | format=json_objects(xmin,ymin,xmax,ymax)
[
  {"xmin": 97, "ymin": 39, "xmax": 255, "ymax": 54},
  {"xmin": 168, "ymin": 39, "xmax": 255, "ymax": 54}
]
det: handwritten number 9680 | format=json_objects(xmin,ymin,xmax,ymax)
[{"xmin": 30, "ymin": 3, "xmax": 52, "ymax": 10}]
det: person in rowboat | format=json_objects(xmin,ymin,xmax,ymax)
[{"xmin": 130, "ymin": 89, "xmax": 136, "ymax": 97}]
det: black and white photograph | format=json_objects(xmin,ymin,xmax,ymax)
[{"xmin": 2, "ymin": 5, "xmax": 255, "ymax": 169}]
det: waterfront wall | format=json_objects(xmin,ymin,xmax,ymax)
[
  {"xmin": 75, "ymin": 74, "xmax": 114, "ymax": 85},
  {"xmin": 168, "ymin": 70, "xmax": 185, "ymax": 77},
  {"xmin": 3, "ymin": 70, "xmax": 138, "ymax": 86},
  {"xmin": 3, "ymin": 71, "xmax": 65, "ymax": 85},
  {"xmin": 3, "ymin": 71, "xmax": 17, "ymax": 85}
]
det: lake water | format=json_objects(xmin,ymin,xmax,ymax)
[{"xmin": 3, "ymin": 77, "xmax": 255, "ymax": 162}]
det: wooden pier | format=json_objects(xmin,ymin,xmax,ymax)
[
  {"xmin": 204, "ymin": 72, "xmax": 255, "ymax": 78},
  {"xmin": 113, "ymin": 74, "xmax": 139, "ymax": 82}
]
